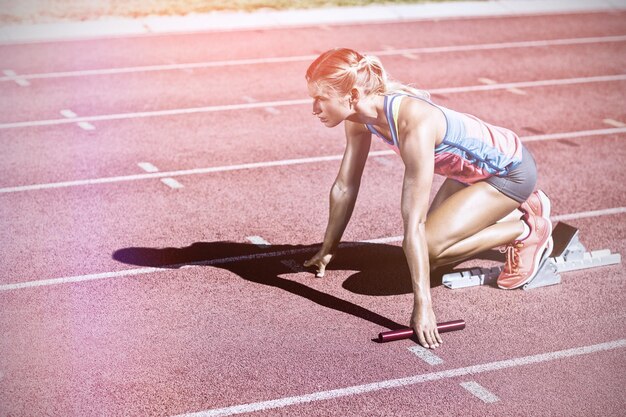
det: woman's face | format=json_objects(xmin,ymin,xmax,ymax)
[{"xmin": 307, "ymin": 82, "xmax": 351, "ymax": 128}]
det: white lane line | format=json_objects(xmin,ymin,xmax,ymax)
[
  {"xmin": 506, "ymin": 87, "xmax": 527, "ymax": 95},
  {"xmin": 1, "ymin": 126, "xmax": 625, "ymax": 195},
  {"xmin": 522, "ymin": 127, "xmax": 626, "ymax": 142},
  {"xmin": 0, "ymin": 206, "xmax": 622, "ymax": 292},
  {"xmin": 3, "ymin": 69, "xmax": 30, "ymax": 86},
  {"xmin": 374, "ymin": 156, "xmax": 396, "ymax": 168},
  {"xmin": 603, "ymin": 118, "xmax": 625, "ymax": 128},
  {"xmin": 1, "ymin": 35, "xmax": 624, "ymax": 82},
  {"xmin": 1, "ymin": 73, "xmax": 625, "ymax": 130},
  {"xmin": 478, "ymin": 77, "xmax": 496, "ymax": 85},
  {"xmin": 138, "ymin": 162, "xmax": 160, "ymax": 173},
  {"xmin": 460, "ymin": 381, "xmax": 500, "ymax": 403},
  {"xmin": 0, "ymin": 74, "xmax": 626, "ymax": 129},
  {"xmin": 551, "ymin": 207, "xmax": 626, "ymax": 222},
  {"xmin": 161, "ymin": 178, "xmax": 184, "ymax": 189},
  {"xmin": 59, "ymin": 109, "xmax": 95, "ymax": 130},
  {"xmin": 170, "ymin": 339, "xmax": 626, "ymax": 417},
  {"xmin": 433, "ymin": 74, "xmax": 626, "ymax": 95},
  {"xmin": 408, "ymin": 346, "xmax": 444, "ymax": 365},
  {"xmin": 77, "ymin": 121, "xmax": 96, "ymax": 130},
  {"xmin": 281, "ymin": 259, "xmax": 306, "ymax": 273},
  {"xmin": 0, "ymin": 151, "xmax": 388, "ymax": 194},
  {"xmin": 478, "ymin": 77, "xmax": 527, "ymax": 95},
  {"xmin": 60, "ymin": 109, "xmax": 77, "ymax": 118},
  {"xmin": 0, "ymin": 98, "xmax": 311, "ymax": 130},
  {"xmin": 264, "ymin": 107, "xmax": 281, "ymax": 115},
  {"xmin": 247, "ymin": 236, "xmax": 271, "ymax": 247},
  {"xmin": 138, "ymin": 162, "xmax": 184, "ymax": 189}
]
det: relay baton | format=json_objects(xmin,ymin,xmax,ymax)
[{"xmin": 378, "ymin": 319, "xmax": 465, "ymax": 343}]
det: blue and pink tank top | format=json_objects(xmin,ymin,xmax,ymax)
[{"xmin": 365, "ymin": 94, "xmax": 523, "ymax": 184}]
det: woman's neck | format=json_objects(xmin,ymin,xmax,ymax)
[{"xmin": 347, "ymin": 94, "xmax": 387, "ymax": 126}]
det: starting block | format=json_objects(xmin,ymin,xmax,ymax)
[{"xmin": 442, "ymin": 222, "xmax": 621, "ymax": 290}]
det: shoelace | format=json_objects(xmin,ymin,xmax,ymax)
[{"xmin": 499, "ymin": 241, "xmax": 524, "ymax": 275}]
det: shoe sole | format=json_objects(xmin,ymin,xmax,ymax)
[
  {"xmin": 537, "ymin": 190, "xmax": 551, "ymax": 220},
  {"xmin": 501, "ymin": 220, "xmax": 554, "ymax": 289}
]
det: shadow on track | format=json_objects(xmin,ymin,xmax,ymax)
[{"xmin": 113, "ymin": 241, "xmax": 502, "ymax": 331}]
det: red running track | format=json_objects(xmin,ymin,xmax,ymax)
[{"xmin": 0, "ymin": 10, "xmax": 625, "ymax": 417}]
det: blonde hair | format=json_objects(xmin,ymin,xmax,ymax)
[{"xmin": 305, "ymin": 48, "xmax": 429, "ymax": 100}]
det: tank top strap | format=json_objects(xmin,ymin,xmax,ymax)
[{"xmin": 385, "ymin": 93, "xmax": 443, "ymax": 147}]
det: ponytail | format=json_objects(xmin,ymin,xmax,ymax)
[{"xmin": 306, "ymin": 48, "xmax": 429, "ymax": 100}]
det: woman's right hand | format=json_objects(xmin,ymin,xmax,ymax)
[{"xmin": 303, "ymin": 251, "xmax": 334, "ymax": 278}]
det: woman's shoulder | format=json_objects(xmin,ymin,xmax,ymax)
[
  {"xmin": 396, "ymin": 95, "xmax": 446, "ymax": 145},
  {"xmin": 397, "ymin": 95, "xmax": 440, "ymax": 128}
]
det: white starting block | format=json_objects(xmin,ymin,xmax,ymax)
[{"xmin": 442, "ymin": 222, "xmax": 621, "ymax": 290}]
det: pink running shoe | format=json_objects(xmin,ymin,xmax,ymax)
[
  {"xmin": 497, "ymin": 213, "xmax": 554, "ymax": 290},
  {"xmin": 520, "ymin": 190, "xmax": 551, "ymax": 220}
]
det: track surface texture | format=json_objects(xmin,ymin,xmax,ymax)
[{"xmin": 1, "ymin": 9, "xmax": 625, "ymax": 417}]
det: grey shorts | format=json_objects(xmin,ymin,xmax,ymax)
[{"xmin": 483, "ymin": 145, "xmax": 537, "ymax": 204}]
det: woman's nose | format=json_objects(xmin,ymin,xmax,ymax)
[{"xmin": 312, "ymin": 100, "xmax": 320, "ymax": 115}]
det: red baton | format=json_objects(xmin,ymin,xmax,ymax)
[{"xmin": 378, "ymin": 319, "xmax": 465, "ymax": 343}]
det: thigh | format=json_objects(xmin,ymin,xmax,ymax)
[
  {"xmin": 426, "ymin": 181, "xmax": 520, "ymax": 252},
  {"xmin": 428, "ymin": 178, "xmax": 467, "ymax": 214}
]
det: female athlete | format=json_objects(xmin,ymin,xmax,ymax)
[{"xmin": 303, "ymin": 48, "xmax": 554, "ymax": 349}]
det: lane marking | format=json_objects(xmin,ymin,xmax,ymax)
[
  {"xmin": 170, "ymin": 339, "xmax": 626, "ymax": 417},
  {"xmin": 0, "ymin": 206, "xmax": 623, "ymax": 292},
  {"xmin": 137, "ymin": 162, "xmax": 184, "ymax": 188},
  {"xmin": 478, "ymin": 77, "xmax": 496, "ymax": 85},
  {"xmin": 247, "ymin": 236, "xmax": 271, "ymax": 247},
  {"xmin": 1, "ymin": 127, "xmax": 625, "ymax": 194},
  {"xmin": 264, "ymin": 107, "xmax": 280, "ymax": 115},
  {"xmin": 374, "ymin": 156, "xmax": 396, "ymax": 168},
  {"xmin": 459, "ymin": 381, "xmax": 500, "ymax": 403},
  {"xmin": 161, "ymin": 178, "xmax": 184, "ymax": 189},
  {"xmin": 60, "ymin": 109, "xmax": 77, "ymax": 118},
  {"xmin": 59, "ymin": 108, "xmax": 95, "ymax": 131},
  {"xmin": 521, "ymin": 127, "xmax": 626, "ymax": 142},
  {"xmin": 603, "ymin": 118, "xmax": 625, "ymax": 128},
  {"xmin": 434, "ymin": 74, "xmax": 626, "ymax": 95},
  {"xmin": 0, "ymin": 98, "xmax": 310, "ymax": 130},
  {"xmin": 0, "ymin": 150, "xmax": 390, "ymax": 194},
  {"xmin": 77, "ymin": 121, "xmax": 96, "ymax": 130},
  {"xmin": 551, "ymin": 207, "xmax": 626, "ymax": 222},
  {"xmin": 408, "ymin": 346, "xmax": 444, "ymax": 365},
  {"xmin": 138, "ymin": 162, "xmax": 160, "ymax": 173},
  {"xmin": 1, "ymin": 35, "xmax": 624, "ymax": 82},
  {"xmin": 3, "ymin": 69, "xmax": 30, "ymax": 86},
  {"xmin": 280, "ymin": 259, "xmax": 306, "ymax": 273},
  {"xmin": 478, "ymin": 77, "xmax": 526, "ymax": 95},
  {"xmin": 2, "ymin": 73, "xmax": 624, "ymax": 130},
  {"xmin": 506, "ymin": 87, "xmax": 527, "ymax": 95}
]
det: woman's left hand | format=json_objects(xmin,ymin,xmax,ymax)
[{"xmin": 410, "ymin": 303, "xmax": 442, "ymax": 349}]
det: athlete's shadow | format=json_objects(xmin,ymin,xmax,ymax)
[{"xmin": 113, "ymin": 241, "xmax": 502, "ymax": 331}]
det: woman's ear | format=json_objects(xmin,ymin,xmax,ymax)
[
  {"xmin": 350, "ymin": 88, "xmax": 361, "ymax": 103},
  {"xmin": 349, "ymin": 88, "xmax": 361, "ymax": 109}
]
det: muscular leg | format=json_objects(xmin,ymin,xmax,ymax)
[
  {"xmin": 426, "ymin": 181, "xmax": 524, "ymax": 268},
  {"xmin": 428, "ymin": 178, "xmax": 467, "ymax": 214}
]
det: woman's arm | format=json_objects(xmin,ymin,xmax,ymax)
[
  {"xmin": 397, "ymin": 104, "xmax": 441, "ymax": 349},
  {"xmin": 304, "ymin": 121, "xmax": 372, "ymax": 277}
]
